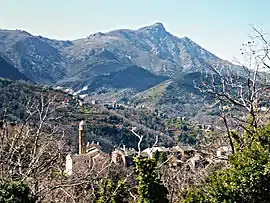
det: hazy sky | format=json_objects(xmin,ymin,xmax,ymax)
[{"xmin": 0, "ymin": 0, "xmax": 269, "ymax": 62}]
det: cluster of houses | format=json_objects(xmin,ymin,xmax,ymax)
[
  {"xmin": 103, "ymin": 102, "xmax": 125, "ymax": 110},
  {"xmin": 65, "ymin": 120, "xmax": 231, "ymax": 176}
]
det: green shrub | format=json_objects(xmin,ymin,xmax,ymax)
[
  {"xmin": 135, "ymin": 156, "xmax": 169, "ymax": 203},
  {"xmin": 183, "ymin": 123, "xmax": 270, "ymax": 203},
  {"xmin": 0, "ymin": 180, "xmax": 35, "ymax": 203}
]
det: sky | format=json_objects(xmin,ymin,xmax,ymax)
[{"xmin": 0, "ymin": 0, "xmax": 269, "ymax": 63}]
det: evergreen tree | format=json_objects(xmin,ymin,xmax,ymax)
[{"xmin": 134, "ymin": 156, "xmax": 168, "ymax": 203}]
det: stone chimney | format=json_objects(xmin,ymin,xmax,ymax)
[{"xmin": 79, "ymin": 120, "xmax": 86, "ymax": 154}]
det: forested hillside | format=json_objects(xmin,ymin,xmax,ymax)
[
  {"xmin": 0, "ymin": 56, "xmax": 30, "ymax": 81},
  {"xmin": 0, "ymin": 79, "xmax": 179, "ymax": 151}
]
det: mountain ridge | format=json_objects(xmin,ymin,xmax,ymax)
[
  {"xmin": 0, "ymin": 23, "xmax": 240, "ymax": 116},
  {"xmin": 0, "ymin": 22, "xmax": 236, "ymax": 81}
]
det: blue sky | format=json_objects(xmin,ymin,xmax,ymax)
[{"xmin": 0, "ymin": 0, "xmax": 269, "ymax": 62}]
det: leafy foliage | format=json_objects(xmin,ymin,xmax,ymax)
[
  {"xmin": 182, "ymin": 123, "xmax": 270, "ymax": 203},
  {"xmin": 154, "ymin": 151, "xmax": 167, "ymax": 164},
  {"xmin": 95, "ymin": 178, "xmax": 127, "ymax": 203},
  {"xmin": 0, "ymin": 180, "xmax": 35, "ymax": 203},
  {"xmin": 134, "ymin": 156, "xmax": 169, "ymax": 203}
]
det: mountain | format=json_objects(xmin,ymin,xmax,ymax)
[
  {"xmin": 0, "ymin": 22, "xmax": 245, "ymax": 142},
  {"xmin": 65, "ymin": 22, "xmax": 233, "ymax": 78},
  {"xmin": 0, "ymin": 29, "xmax": 69, "ymax": 83},
  {"xmin": 0, "ymin": 56, "xmax": 30, "ymax": 81},
  {"xmin": 0, "ymin": 23, "xmax": 241, "ymax": 118},
  {"xmin": 0, "ymin": 23, "xmax": 236, "ymax": 89}
]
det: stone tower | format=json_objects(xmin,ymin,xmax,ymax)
[{"xmin": 79, "ymin": 120, "xmax": 86, "ymax": 154}]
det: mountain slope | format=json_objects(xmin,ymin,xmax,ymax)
[
  {"xmin": 0, "ymin": 29, "xmax": 69, "ymax": 83},
  {"xmin": 0, "ymin": 23, "xmax": 237, "ymax": 91},
  {"xmin": 65, "ymin": 22, "xmax": 234, "ymax": 78},
  {"xmin": 0, "ymin": 56, "xmax": 30, "ymax": 81},
  {"xmin": 128, "ymin": 72, "xmax": 224, "ymax": 129},
  {"xmin": 130, "ymin": 72, "xmax": 210, "ymax": 116},
  {"xmin": 0, "ymin": 79, "xmax": 174, "ymax": 151},
  {"xmin": 85, "ymin": 65, "xmax": 168, "ymax": 92}
]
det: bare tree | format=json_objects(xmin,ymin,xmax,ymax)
[
  {"xmin": 194, "ymin": 26, "xmax": 270, "ymax": 153},
  {"xmin": 0, "ymin": 94, "xmax": 69, "ymax": 200},
  {"xmin": 131, "ymin": 126, "xmax": 143, "ymax": 155}
]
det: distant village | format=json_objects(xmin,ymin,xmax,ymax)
[
  {"xmin": 65, "ymin": 119, "xmax": 231, "ymax": 176},
  {"xmin": 51, "ymin": 86, "xmax": 231, "ymax": 176}
]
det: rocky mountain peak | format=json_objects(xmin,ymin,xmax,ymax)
[
  {"xmin": 136, "ymin": 22, "xmax": 167, "ymax": 35},
  {"xmin": 151, "ymin": 22, "xmax": 166, "ymax": 30}
]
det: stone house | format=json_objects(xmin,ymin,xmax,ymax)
[
  {"xmin": 111, "ymin": 146, "xmax": 137, "ymax": 167},
  {"xmin": 171, "ymin": 145, "xmax": 195, "ymax": 162},
  {"xmin": 65, "ymin": 121, "xmax": 110, "ymax": 176},
  {"xmin": 141, "ymin": 147, "xmax": 169, "ymax": 159},
  {"xmin": 65, "ymin": 149, "xmax": 109, "ymax": 176}
]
